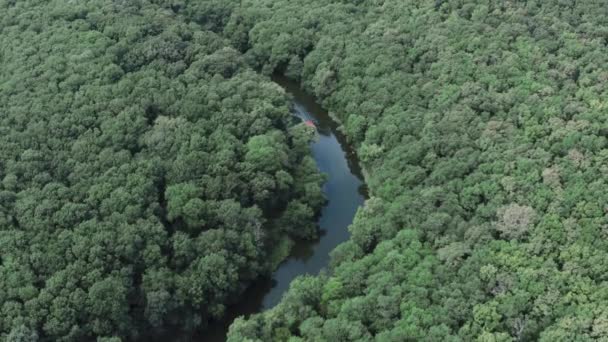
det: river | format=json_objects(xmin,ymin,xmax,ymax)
[{"xmin": 201, "ymin": 75, "xmax": 366, "ymax": 341}]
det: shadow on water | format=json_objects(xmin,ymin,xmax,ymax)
[{"xmin": 196, "ymin": 75, "xmax": 367, "ymax": 341}]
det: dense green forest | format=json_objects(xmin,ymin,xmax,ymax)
[
  {"xmin": 0, "ymin": 1, "xmax": 325, "ymax": 340},
  {"xmin": 2, "ymin": 0, "xmax": 608, "ymax": 341},
  {"xmin": 220, "ymin": 0, "xmax": 608, "ymax": 341}
]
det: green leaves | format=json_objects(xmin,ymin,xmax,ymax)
[
  {"xmin": 245, "ymin": 132, "xmax": 289, "ymax": 174},
  {"xmin": 224, "ymin": 0, "xmax": 608, "ymax": 340},
  {"xmin": 0, "ymin": 1, "xmax": 325, "ymax": 339},
  {"xmin": 166, "ymin": 182, "xmax": 202, "ymax": 225}
]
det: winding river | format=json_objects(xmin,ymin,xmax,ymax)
[{"xmin": 202, "ymin": 76, "xmax": 366, "ymax": 341}]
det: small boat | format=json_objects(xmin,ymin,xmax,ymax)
[{"xmin": 304, "ymin": 120, "xmax": 316, "ymax": 128}]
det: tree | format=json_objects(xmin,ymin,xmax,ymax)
[{"xmin": 495, "ymin": 204, "xmax": 536, "ymax": 241}]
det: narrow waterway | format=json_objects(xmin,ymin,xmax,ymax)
[{"xmin": 201, "ymin": 75, "xmax": 366, "ymax": 341}]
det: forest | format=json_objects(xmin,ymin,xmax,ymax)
[
  {"xmin": 2, "ymin": 0, "xmax": 608, "ymax": 341},
  {"xmin": 223, "ymin": 0, "xmax": 608, "ymax": 341},
  {"xmin": 0, "ymin": 0, "xmax": 325, "ymax": 340}
]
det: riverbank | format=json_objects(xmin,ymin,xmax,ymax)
[{"xmin": 199, "ymin": 74, "xmax": 367, "ymax": 341}]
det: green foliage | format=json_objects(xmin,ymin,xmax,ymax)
[
  {"xmin": 5, "ymin": 0, "xmax": 608, "ymax": 340},
  {"xmin": 223, "ymin": 0, "xmax": 608, "ymax": 340},
  {"xmin": 0, "ymin": 1, "xmax": 324, "ymax": 340}
]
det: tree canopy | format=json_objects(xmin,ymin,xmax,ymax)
[
  {"xmin": 0, "ymin": 1, "xmax": 323, "ymax": 340},
  {"xmin": 3, "ymin": 0, "xmax": 608, "ymax": 340},
  {"xmin": 221, "ymin": 0, "xmax": 608, "ymax": 340}
]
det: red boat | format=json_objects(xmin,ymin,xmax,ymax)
[{"xmin": 304, "ymin": 120, "xmax": 316, "ymax": 128}]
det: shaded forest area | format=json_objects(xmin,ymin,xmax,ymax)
[
  {"xmin": 0, "ymin": 1, "xmax": 325, "ymax": 340},
  {"xmin": 219, "ymin": 0, "xmax": 608, "ymax": 341}
]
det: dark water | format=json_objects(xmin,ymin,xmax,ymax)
[{"xmin": 200, "ymin": 76, "xmax": 366, "ymax": 341}]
